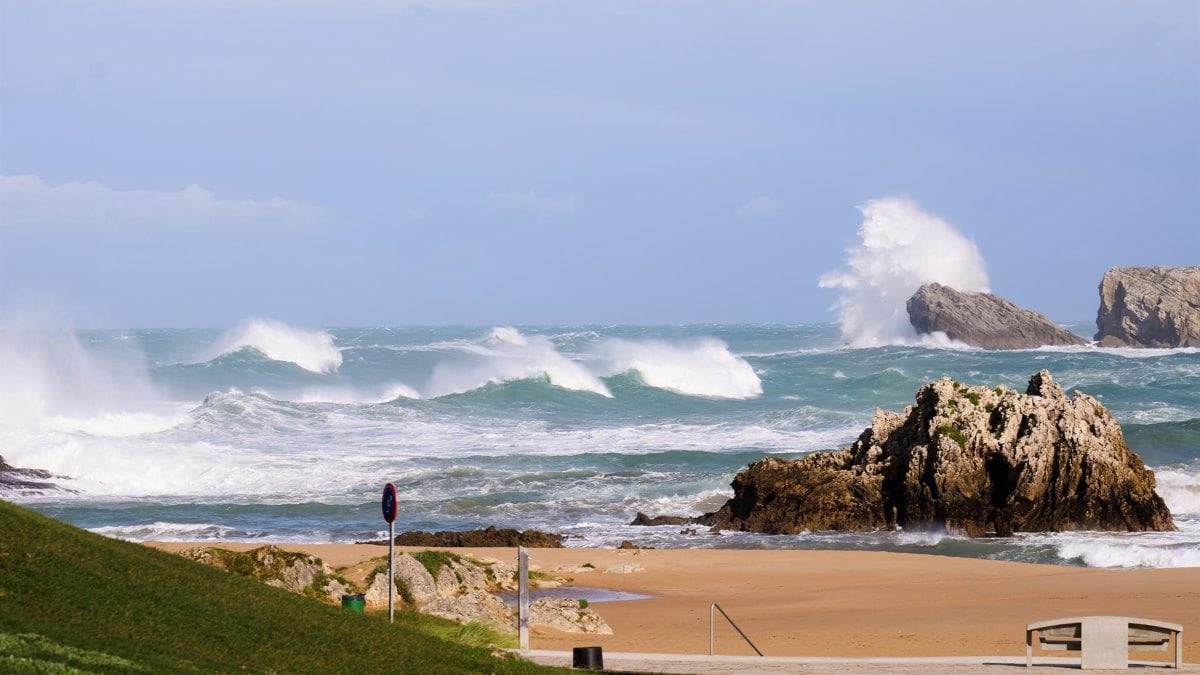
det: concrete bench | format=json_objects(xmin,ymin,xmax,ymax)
[{"xmin": 1025, "ymin": 616, "xmax": 1182, "ymax": 669}]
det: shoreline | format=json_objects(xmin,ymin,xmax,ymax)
[{"xmin": 147, "ymin": 542, "xmax": 1199, "ymax": 660}]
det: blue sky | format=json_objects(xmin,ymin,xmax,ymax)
[{"xmin": 1, "ymin": 0, "xmax": 1197, "ymax": 328}]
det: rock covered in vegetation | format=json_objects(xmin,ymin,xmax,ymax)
[
  {"xmin": 705, "ymin": 371, "xmax": 1173, "ymax": 537},
  {"xmin": 530, "ymin": 598, "xmax": 613, "ymax": 634},
  {"xmin": 360, "ymin": 526, "xmax": 565, "ymax": 548},
  {"xmin": 906, "ymin": 283, "xmax": 1086, "ymax": 349},
  {"xmin": 180, "ymin": 545, "xmax": 350, "ymax": 602},
  {"xmin": 1095, "ymin": 266, "xmax": 1200, "ymax": 348}
]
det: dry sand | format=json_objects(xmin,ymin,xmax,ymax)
[{"xmin": 148, "ymin": 542, "xmax": 1198, "ymax": 662}]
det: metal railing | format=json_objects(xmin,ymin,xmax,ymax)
[{"xmin": 709, "ymin": 602, "xmax": 764, "ymax": 656}]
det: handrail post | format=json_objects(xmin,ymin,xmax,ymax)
[{"xmin": 709, "ymin": 602, "xmax": 764, "ymax": 657}]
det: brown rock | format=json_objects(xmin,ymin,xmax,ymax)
[
  {"xmin": 1095, "ymin": 266, "xmax": 1200, "ymax": 348},
  {"xmin": 906, "ymin": 283, "xmax": 1086, "ymax": 349},
  {"xmin": 358, "ymin": 526, "xmax": 564, "ymax": 548},
  {"xmin": 705, "ymin": 371, "xmax": 1173, "ymax": 537},
  {"xmin": 629, "ymin": 512, "xmax": 702, "ymax": 526}
]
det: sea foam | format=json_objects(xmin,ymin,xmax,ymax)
[
  {"xmin": 819, "ymin": 197, "xmax": 990, "ymax": 347},
  {"xmin": 208, "ymin": 318, "xmax": 342, "ymax": 374}
]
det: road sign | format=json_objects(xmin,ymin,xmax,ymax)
[{"xmin": 382, "ymin": 483, "xmax": 398, "ymax": 523}]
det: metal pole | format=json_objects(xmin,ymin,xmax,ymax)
[
  {"xmin": 518, "ymin": 546, "xmax": 529, "ymax": 650},
  {"xmin": 388, "ymin": 520, "xmax": 395, "ymax": 623},
  {"xmin": 709, "ymin": 602, "xmax": 715, "ymax": 656}
]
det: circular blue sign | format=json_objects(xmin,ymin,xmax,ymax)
[{"xmin": 382, "ymin": 483, "xmax": 398, "ymax": 523}]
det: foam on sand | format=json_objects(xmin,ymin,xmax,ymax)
[{"xmin": 819, "ymin": 197, "xmax": 990, "ymax": 347}]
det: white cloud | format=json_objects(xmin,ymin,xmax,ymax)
[
  {"xmin": 736, "ymin": 195, "xmax": 782, "ymax": 218},
  {"xmin": 0, "ymin": 174, "xmax": 329, "ymax": 232},
  {"xmin": 487, "ymin": 189, "xmax": 578, "ymax": 219}
]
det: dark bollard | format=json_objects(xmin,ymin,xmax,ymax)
[{"xmin": 572, "ymin": 646, "xmax": 603, "ymax": 670}]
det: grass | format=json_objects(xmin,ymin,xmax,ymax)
[
  {"xmin": 410, "ymin": 550, "xmax": 464, "ymax": 578},
  {"xmin": 938, "ymin": 424, "xmax": 968, "ymax": 449},
  {"xmin": 0, "ymin": 500, "xmax": 559, "ymax": 674}
]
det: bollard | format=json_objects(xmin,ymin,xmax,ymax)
[
  {"xmin": 572, "ymin": 646, "xmax": 603, "ymax": 670},
  {"xmin": 340, "ymin": 593, "xmax": 365, "ymax": 613}
]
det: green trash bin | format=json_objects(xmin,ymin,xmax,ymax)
[{"xmin": 341, "ymin": 593, "xmax": 365, "ymax": 613}]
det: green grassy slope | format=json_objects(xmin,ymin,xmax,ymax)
[{"xmin": 0, "ymin": 500, "xmax": 557, "ymax": 674}]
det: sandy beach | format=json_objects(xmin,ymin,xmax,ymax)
[{"xmin": 148, "ymin": 542, "xmax": 1198, "ymax": 662}]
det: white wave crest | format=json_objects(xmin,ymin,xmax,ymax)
[
  {"xmin": 1155, "ymin": 468, "xmax": 1200, "ymax": 515},
  {"xmin": 594, "ymin": 337, "xmax": 763, "ymax": 399},
  {"xmin": 209, "ymin": 318, "xmax": 342, "ymax": 374},
  {"xmin": 819, "ymin": 197, "xmax": 990, "ymax": 347},
  {"xmin": 1055, "ymin": 540, "xmax": 1200, "ymax": 568},
  {"xmin": 90, "ymin": 522, "xmax": 241, "ymax": 542},
  {"xmin": 425, "ymin": 327, "xmax": 612, "ymax": 397}
]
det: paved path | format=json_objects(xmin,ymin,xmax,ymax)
[{"xmin": 514, "ymin": 650, "xmax": 1196, "ymax": 674}]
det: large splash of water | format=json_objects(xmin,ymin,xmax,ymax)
[
  {"xmin": 0, "ymin": 311, "xmax": 158, "ymax": 428},
  {"xmin": 819, "ymin": 197, "xmax": 990, "ymax": 347},
  {"xmin": 207, "ymin": 318, "xmax": 343, "ymax": 374}
]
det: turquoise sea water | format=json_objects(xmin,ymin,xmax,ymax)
[{"xmin": 3, "ymin": 321, "xmax": 1198, "ymax": 568}]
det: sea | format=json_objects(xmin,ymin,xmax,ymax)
[{"xmin": 2, "ymin": 319, "xmax": 1198, "ymax": 569}]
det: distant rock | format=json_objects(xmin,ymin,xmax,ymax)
[
  {"xmin": 629, "ymin": 512, "xmax": 702, "ymax": 526},
  {"xmin": 906, "ymin": 283, "xmax": 1086, "ymax": 350},
  {"xmin": 0, "ymin": 455, "xmax": 59, "ymax": 492},
  {"xmin": 704, "ymin": 371, "xmax": 1173, "ymax": 537},
  {"xmin": 1095, "ymin": 266, "xmax": 1200, "ymax": 348},
  {"xmin": 358, "ymin": 526, "xmax": 565, "ymax": 548}
]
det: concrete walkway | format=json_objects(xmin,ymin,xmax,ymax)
[{"xmin": 514, "ymin": 650, "xmax": 1196, "ymax": 673}]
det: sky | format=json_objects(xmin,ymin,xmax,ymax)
[{"xmin": 1, "ymin": 0, "xmax": 1197, "ymax": 328}]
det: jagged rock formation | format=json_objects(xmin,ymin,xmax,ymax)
[
  {"xmin": 907, "ymin": 283, "xmax": 1086, "ymax": 349},
  {"xmin": 1095, "ymin": 266, "xmax": 1200, "ymax": 348},
  {"xmin": 358, "ymin": 526, "xmax": 565, "ymax": 548},
  {"xmin": 530, "ymin": 598, "xmax": 613, "ymax": 634},
  {"xmin": 705, "ymin": 371, "xmax": 1173, "ymax": 537}
]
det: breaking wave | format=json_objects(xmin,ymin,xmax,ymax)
[
  {"xmin": 819, "ymin": 196, "xmax": 990, "ymax": 347},
  {"xmin": 595, "ymin": 337, "xmax": 762, "ymax": 399},
  {"xmin": 207, "ymin": 318, "xmax": 342, "ymax": 374},
  {"xmin": 426, "ymin": 327, "xmax": 612, "ymax": 398}
]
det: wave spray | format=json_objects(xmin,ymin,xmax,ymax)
[{"xmin": 819, "ymin": 197, "xmax": 990, "ymax": 347}]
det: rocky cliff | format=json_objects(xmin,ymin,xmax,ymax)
[
  {"xmin": 1095, "ymin": 266, "xmax": 1200, "ymax": 348},
  {"xmin": 906, "ymin": 283, "xmax": 1086, "ymax": 349},
  {"xmin": 705, "ymin": 371, "xmax": 1173, "ymax": 537}
]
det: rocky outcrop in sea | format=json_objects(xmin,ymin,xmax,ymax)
[
  {"xmin": 1095, "ymin": 266, "xmax": 1200, "ymax": 348},
  {"xmin": 358, "ymin": 526, "xmax": 565, "ymax": 548},
  {"xmin": 0, "ymin": 455, "xmax": 59, "ymax": 492},
  {"xmin": 906, "ymin": 283, "xmax": 1086, "ymax": 349},
  {"xmin": 705, "ymin": 370, "xmax": 1173, "ymax": 537}
]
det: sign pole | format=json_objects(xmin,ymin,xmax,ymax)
[
  {"xmin": 518, "ymin": 546, "xmax": 529, "ymax": 650},
  {"xmin": 381, "ymin": 483, "xmax": 398, "ymax": 625},
  {"xmin": 388, "ymin": 519, "xmax": 395, "ymax": 624}
]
